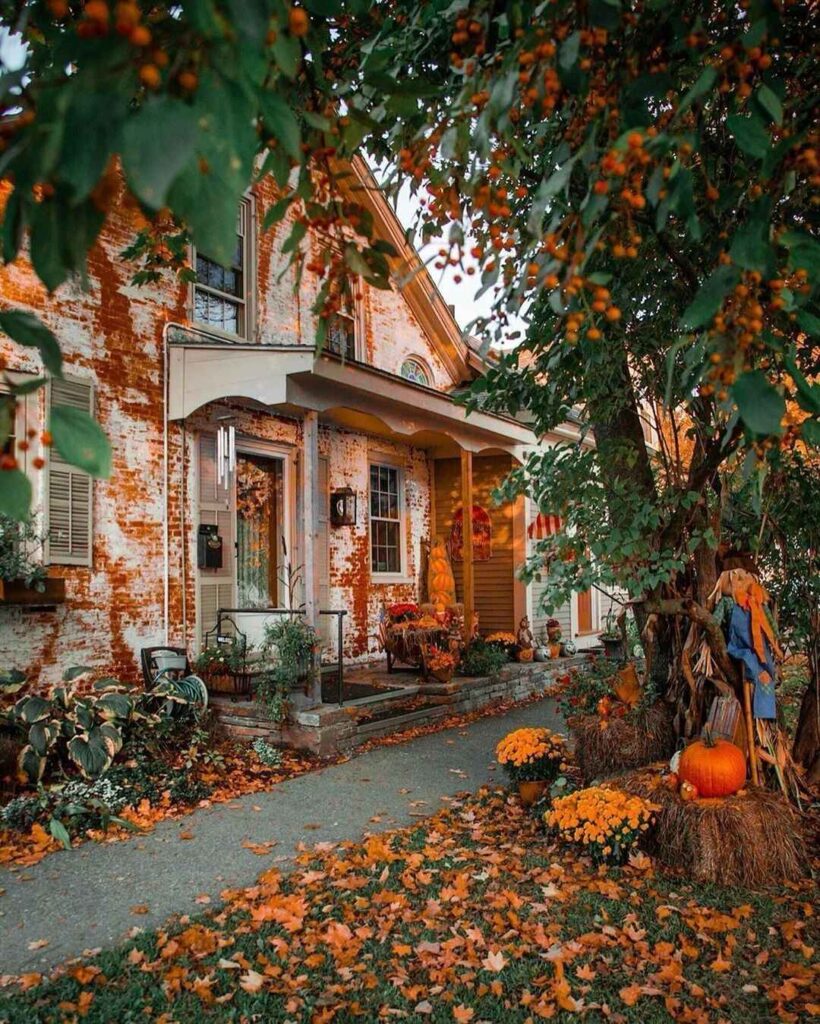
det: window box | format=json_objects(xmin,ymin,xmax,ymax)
[{"xmin": 0, "ymin": 577, "xmax": 66, "ymax": 607}]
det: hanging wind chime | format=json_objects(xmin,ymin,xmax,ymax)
[{"xmin": 216, "ymin": 422, "xmax": 236, "ymax": 487}]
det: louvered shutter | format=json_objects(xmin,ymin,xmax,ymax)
[
  {"xmin": 45, "ymin": 377, "xmax": 93, "ymax": 566},
  {"xmin": 197, "ymin": 432, "xmax": 235, "ymax": 646}
]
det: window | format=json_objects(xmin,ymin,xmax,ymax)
[
  {"xmin": 193, "ymin": 198, "xmax": 253, "ymax": 338},
  {"xmin": 369, "ymin": 463, "xmax": 403, "ymax": 575},
  {"xmin": 46, "ymin": 377, "xmax": 94, "ymax": 566},
  {"xmin": 326, "ymin": 276, "xmax": 358, "ymax": 360},
  {"xmin": 399, "ymin": 358, "xmax": 430, "ymax": 386}
]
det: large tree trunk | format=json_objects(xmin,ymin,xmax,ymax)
[
  {"xmin": 793, "ymin": 629, "xmax": 820, "ymax": 786},
  {"xmin": 586, "ymin": 345, "xmax": 671, "ymax": 689}
]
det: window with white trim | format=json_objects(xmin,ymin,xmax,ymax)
[
  {"xmin": 369, "ymin": 463, "xmax": 403, "ymax": 575},
  {"xmin": 192, "ymin": 198, "xmax": 253, "ymax": 339},
  {"xmin": 399, "ymin": 357, "xmax": 430, "ymax": 386},
  {"xmin": 46, "ymin": 377, "xmax": 93, "ymax": 566},
  {"xmin": 326, "ymin": 275, "xmax": 359, "ymax": 360}
]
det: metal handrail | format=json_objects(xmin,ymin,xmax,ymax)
[{"xmin": 215, "ymin": 606, "xmax": 348, "ymax": 706}]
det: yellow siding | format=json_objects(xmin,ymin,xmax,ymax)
[{"xmin": 433, "ymin": 455, "xmax": 515, "ymax": 635}]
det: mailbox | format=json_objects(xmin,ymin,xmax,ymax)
[{"xmin": 197, "ymin": 523, "xmax": 223, "ymax": 569}]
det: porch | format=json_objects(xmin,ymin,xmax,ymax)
[
  {"xmin": 168, "ymin": 331, "xmax": 575, "ymax": 691},
  {"xmin": 211, "ymin": 655, "xmax": 587, "ymax": 758}
]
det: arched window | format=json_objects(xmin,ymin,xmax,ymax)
[{"xmin": 399, "ymin": 357, "xmax": 430, "ymax": 386}]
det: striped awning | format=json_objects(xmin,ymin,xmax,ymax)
[{"xmin": 528, "ymin": 513, "xmax": 562, "ymax": 540}]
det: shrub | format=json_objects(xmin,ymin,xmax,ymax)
[
  {"xmin": 0, "ymin": 512, "xmax": 49, "ymax": 592},
  {"xmin": 10, "ymin": 666, "xmax": 207, "ymax": 784},
  {"xmin": 459, "ymin": 639, "xmax": 508, "ymax": 677},
  {"xmin": 553, "ymin": 657, "xmax": 621, "ymax": 720}
]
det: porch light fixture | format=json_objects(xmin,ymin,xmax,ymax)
[
  {"xmin": 216, "ymin": 423, "xmax": 236, "ymax": 487},
  {"xmin": 330, "ymin": 486, "xmax": 357, "ymax": 526}
]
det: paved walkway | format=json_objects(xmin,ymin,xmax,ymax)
[{"xmin": 0, "ymin": 699, "xmax": 564, "ymax": 977}]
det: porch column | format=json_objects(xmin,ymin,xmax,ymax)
[
  {"xmin": 302, "ymin": 411, "xmax": 321, "ymax": 703},
  {"xmin": 460, "ymin": 449, "xmax": 474, "ymax": 643}
]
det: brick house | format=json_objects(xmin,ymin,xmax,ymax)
[{"xmin": 0, "ymin": 158, "xmax": 607, "ymax": 688}]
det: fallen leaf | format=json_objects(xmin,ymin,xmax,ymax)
[
  {"xmin": 130, "ymin": 904, "xmax": 149, "ymax": 915},
  {"xmin": 27, "ymin": 939, "xmax": 49, "ymax": 951}
]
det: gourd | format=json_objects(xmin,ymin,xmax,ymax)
[
  {"xmin": 678, "ymin": 727, "xmax": 746, "ymax": 798},
  {"xmin": 428, "ymin": 537, "xmax": 456, "ymax": 610},
  {"xmin": 679, "ymin": 780, "xmax": 699, "ymax": 802}
]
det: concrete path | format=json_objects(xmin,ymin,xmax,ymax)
[{"xmin": 0, "ymin": 698, "xmax": 564, "ymax": 977}]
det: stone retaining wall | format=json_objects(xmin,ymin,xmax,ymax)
[{"xmin": 212, "ymin": 658, "xmax": 583, "ymax": 758}]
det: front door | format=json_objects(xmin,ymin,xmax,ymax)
[{"xmin": 236, "ymin": 451, "xmax": 285, "ymax": 610}]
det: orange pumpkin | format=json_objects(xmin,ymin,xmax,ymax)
[
  {"xmin": 678, "ymin": 727, "xmax": 746, "ymax": 798},
  {"xmin": 427, "ymin": 537, "xmax": 455, "ymax": 609}
]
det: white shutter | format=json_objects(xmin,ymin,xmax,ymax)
[
  {"xmin": 45, "ymin": 377, "xmax": 93, "ymax": 567},
  {"xmin": 197, "ymin": 432, "xmax": 235, "ymax": 646}
]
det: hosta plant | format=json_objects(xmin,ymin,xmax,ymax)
[{"xmin": 12, "ymin": 668, "xmax": 137, "ymax": 783}]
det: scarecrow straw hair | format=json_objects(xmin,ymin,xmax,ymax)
[
  {"xmin": 612, "ymin": 764, "xmax": 809, "ymax": 887},
  {"xmin": 568, "ymin": 701, "xmax": 676, "ymax": 783}
]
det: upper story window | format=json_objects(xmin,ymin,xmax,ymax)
[
  {"xmin": 193, "ymin": 197, "xmax": 253, "ymax": 339},
  {"xmin": 399, "ymin": 357, "xmax": 430, "ymax": 386},
  {"xmin": 326, "ymin": 276, "xmax": 359, "ymax": 361}
]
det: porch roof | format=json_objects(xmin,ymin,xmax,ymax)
[{"xmin": 167, "ymin": 336, "xmax": 579, "ymax": 456}]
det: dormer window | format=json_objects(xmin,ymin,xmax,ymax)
[{"xmin": 399, "ymin": 357, "xmax": 430, "ymax": 386}]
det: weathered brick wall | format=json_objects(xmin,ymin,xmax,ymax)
[{"xmin": 0, "ymin": 173, "xmax": 455, "ymax": 686}]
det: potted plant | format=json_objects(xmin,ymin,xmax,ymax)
[
  {"xmin": 196, "ymin": 639, "xmax": 250, "ymax": 695},
  {"xmin": 598, "ymin": 610, "xmax": 625, "ymax": 661},
  {"xmin": 546, "ymin": 618, "xmax": 563, "ymax": 658},
  {"xmin": 0, "ymin": 513, "xmax": 65, "ymax": 606},
  {"xmin": 424, "ymin": 645, "xmax": 458, "ymax": 683},
  {"xmin": 495, "ymin": 726, "xmax": 568, "ymax": 806}
]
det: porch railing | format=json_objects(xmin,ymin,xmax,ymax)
[{"xmin": 214, "ymin": 607, "xmax": 348, "ymax": 706}]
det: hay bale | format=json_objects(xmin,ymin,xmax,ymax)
[
  {"xmin": 568, "ymin": 701, "xmax": 676, "ymax": 783},
  {"xmin": 614, "ymin": 764, "xmax": 810, "ymax": 887}
]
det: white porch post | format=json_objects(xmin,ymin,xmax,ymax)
[{"xmin": 302, "ymin": 411, "xmax": 321, "ymax": 703}]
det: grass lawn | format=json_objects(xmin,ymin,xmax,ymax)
[{"xmin": 0, "ymin": 787, "xmax": 816, "ymax": 1023}]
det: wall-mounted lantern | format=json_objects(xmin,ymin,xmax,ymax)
[{"xmin": 330, "ymin": 486, "xmax": 357, "ymax": 526}]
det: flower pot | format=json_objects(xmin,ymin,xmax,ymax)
[
  {"xmin": 0, "ymin": 577, "xmax": 65, "ymax": 607},
  {"xmin": 431, "ymin": 666, "xmax": 455, "ymax": 684},
  {"xmin": 600, "ymin": 637, "xmax": 625, "ymax": 661},
  {"xmin": 518, "ymin": 780, "xmax": 548, "ymax": 807},
  {"xmin": 549, "ymin": 643, "xmax": 562, "ymax": 658}
]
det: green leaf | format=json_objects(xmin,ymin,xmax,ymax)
[
  {"xmin": 784, "ymin": 353, "xmax": 820, "ymax": 415},
  {"xmin": 260, "ymin": 94, "xmax": 302, "ymax": 161},
  {"xmin": 756, "ymin": 84, "xmax": 783, "ymax": 125},
  {"xmin": 63, "ymin": 665, "xmax": 93, "ymax": 683},
  {"xmin": 679, "ymin": 265, "xmax": 740, "ymax": 330},
  {"xmin": 727, "ymin": 114, "xmax": 770, "ymax": 160},
  {"xmin": 49, "ymin": 817, "xmax": 72, "ymax": 851},
  {"xmin": 559, "ymin": 31, "xmax": 581, "ymax": 71},
  {"xmin": 0, "ymin": 310, "xmax": 63, "ymax": 377},
  {"xmin": 95, "ymin": 693, "xmax": 134, "ymax": 721},
  {"xmin": 29, "ymin": 721, "xmax": 58, "ymax": 757},
  {"xmin": 802, "ymin": 419, "xmax": 820, "ymax": 447},
  {"xmin": 18, "ymin": 745, "xmax": 46, "ymax": 784},
  {"xmin": 732, "ymin": 371, "xmax": 785, "ymax": 435},
  {"xmin": 272, "ymin": 31, "xmax": 302, "ymax": 79},
  {"xmin": 678, "ymin": 66, "xmax": 717, "ymax": 114},
  {"xmin": 728, "ymin": 200, "xmax": 773, "ymax": 272},
  {"xmin": 122, "ymin": 98, "xmax": 198, "ymax": 209},
  {"xmin": 29, "ymin": 200, "xmax": 66, "ymax": 293},
  {"xmin": 67, "ymin": 729, "xmax": 114, "ymax": 779},
  {"xmin": 0, "ymin": 469, "xmax": 32, "ymax": 520},
  {"xmin": 50, "ymin": 405, "xmax": 112, "ymax": 478},
  {"xmin": 14, "ymin": 695, "xmax": 51, "ymax": 724},
  {"xmin": 796, "ymin": 309, "xmax": 820, "ymax": 337}
]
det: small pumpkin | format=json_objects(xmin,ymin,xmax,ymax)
[
  {"xmin": 597, "ymin": 695, "xmax": 613, "ymax": 717},
  {"xmin": 678, "ymin": 726, "xmax": 746, "ymax": 798},
  {"xmin": 679, "ymin": 780, "xmax": 699, "ymax": 802}
]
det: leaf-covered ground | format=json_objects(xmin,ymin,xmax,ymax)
[{"xmin": 0, "ymin": 787, "xmax": 816, "ymax": 1023}]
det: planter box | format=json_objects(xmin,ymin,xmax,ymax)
[{"xmin": 0, "ymin": 577, "xmax": 66, "ymax": 607}]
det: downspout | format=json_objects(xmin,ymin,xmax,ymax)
[{"xmin": 162, "ymin": 322, "xmax": 171, "ymax": 645}]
